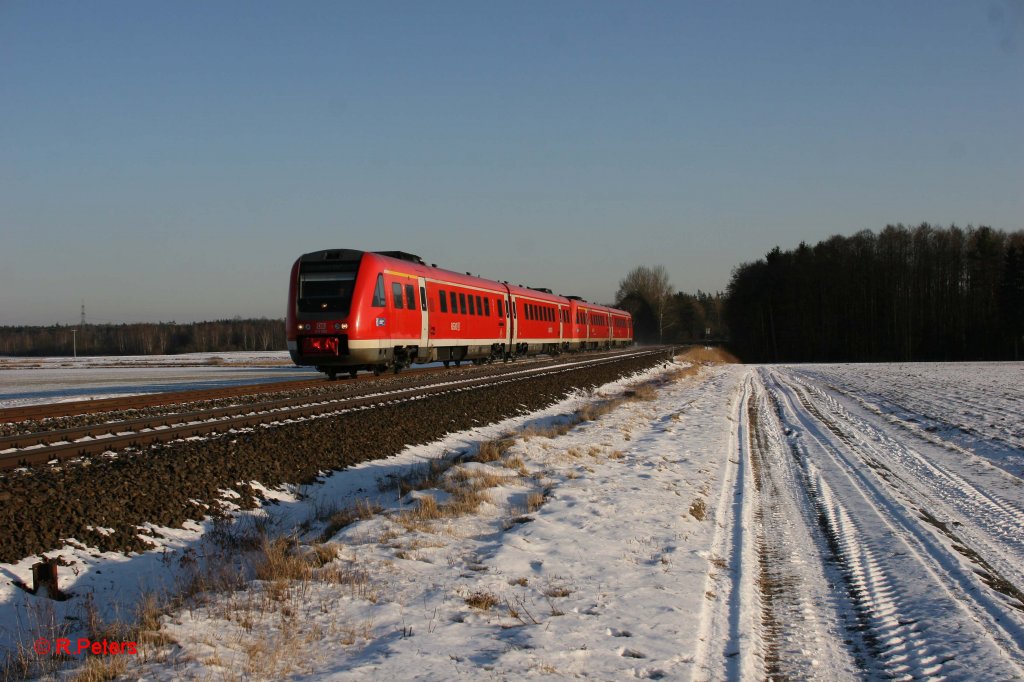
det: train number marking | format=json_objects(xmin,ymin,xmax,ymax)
[{"xmin": 451, "ymin": 322, "xmax": 461, "ymax": 331}]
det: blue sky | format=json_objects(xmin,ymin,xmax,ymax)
[{"xmin": 2, "ymin": 1, "xmax": 1022, "ymax": 325}]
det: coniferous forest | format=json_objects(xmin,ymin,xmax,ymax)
[
  {"xmin": 0, "ymin": 319, "xmax": 285, "ymax": 357},
  {"xmin": 724, "ymin": 224, "xmax": 1024, "ymax": 363}
]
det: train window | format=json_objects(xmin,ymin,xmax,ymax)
[
  {"xmin": 450, "ymin": 291, "xmax": 457, "ymax": 314},
  {"xmin": 513, "ymin": 301, "xmax": 517, "ymax": 318},
  {"xmin": 405, "ymin": 284, "xmax": 416, "ymax": 310},
  {"xmin": 439, "ymin": 290, "xmax": 448, "ymax": 313},
  {"xmin": 297, "ymin": 270, "xmax": 357, "ymax": 314},
  {"xmin": 459, "ymin": 293, "xmax": 467, "ymax": 314},
  {"xmin": 392, "ymin": 282, "xmax": 404, "ymax": 309},
  {"xmin": 371, "ymin": 274, "xmax": 386, "ymax": 308},
  {"xmin": 476, "ymin": 295, "xmax": 483, "ymax": 316},
  {"xmin": 420, "ymin": 286, "xmax": 427, "ymax": 311},
  {"xmin": 484, "ymin": 298, "xmax": 490, "ymax": 317},
  {"xmin": 468, "ymin": 295, "xmax": 476, "ymax": 315},
  {"xmin": 497, "ymin": 298, "xmax": 503, "ymax": 318}
]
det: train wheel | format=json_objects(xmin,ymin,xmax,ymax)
[
  {"xmin": 443, "ymin": 361, "xmax": 450, "ymax": 368},
  {"xmin": 349, "ymin": 369, "xmax": 358, "ymax": 379},
  {"xmin": 373, "ymin": 365, "xmax": 385, "ymax": 376},
  {"xmin": 326, "ymin": 369, "xmax": 338, "ymax": 381}
]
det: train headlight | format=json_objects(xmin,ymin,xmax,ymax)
[{"xmin": 341, "ymin": 322, "xmax": 349, "ymax": 330}]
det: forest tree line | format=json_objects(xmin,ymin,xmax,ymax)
[
  {"xmin": 724, "ymin": 224, "xmax": 1024, "ymax": 362},
  {"xmin": 0, "ymin": 318, "xmax": 286, "ymax": 356},
  {"xmin": 615, "ymin": 265, "xmax": 727, "ymax": 345}
]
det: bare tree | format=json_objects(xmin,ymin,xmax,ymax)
[{"xmin": 616, "ymin": 265, "xmax": 674, "ymax": 343}]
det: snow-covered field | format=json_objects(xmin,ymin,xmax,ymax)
[
  {"xmin": 2, "ymin": 356, "xmax": 1023, "ymax": 680},
  {"xmin": 0, "ymin": 352, "xmax": 314, "ymax": 408}
]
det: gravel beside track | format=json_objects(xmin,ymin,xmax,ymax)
[{"xmin": 0, "ymin": 351, "xmax": 668, "ymax": 564}]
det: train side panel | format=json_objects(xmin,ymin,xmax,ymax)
[{"xmin": 288, "ymin": 248, "xmax": 633, "ymax": 378}]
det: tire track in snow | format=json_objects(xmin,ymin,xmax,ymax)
[
  {"xmin": 765, "ymin": 368, "xmax": 1024, "ymax": 680},
  {"xmin": 785, "ymin": 373, "xmax": 1024, "ymax": 595},
  {"xmin": 782, "ymin": 375, "xmax": 1024, "ymax": 618},
  {"xmin": 691, "ymin": 371, "xmax": 761, "ymax": 681},
  {"xmin": 745, "ymin": 376, "xmax": 860, "ymax": 680}
]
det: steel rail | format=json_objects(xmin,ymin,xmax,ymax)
[
  {"xmin": 0, "ymin": 349, "xmax": 664, "ymax": 471},
  {"xmin": 0, "ymin": 378, "xmax": 328, "ymax": 422}
]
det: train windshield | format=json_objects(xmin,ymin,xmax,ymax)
[{"xmin": 298, "ymin": 271, "xmax": 357, "ymax": 313}]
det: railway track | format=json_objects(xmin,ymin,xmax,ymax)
[
  {"xmin": 0, "ymin": 347, "xmax": 670, "ymax": 563},
  {"xmin": 0, "ymin": 349, "xmax": 667, "ymax": 471},
  {"xmin": 0, "ymin": 378, "xmax": 328, "ymax": 422}
]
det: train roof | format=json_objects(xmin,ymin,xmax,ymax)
[{"xmin": 296, "ymin": 249, "xmax": 630, "ymax": 317}]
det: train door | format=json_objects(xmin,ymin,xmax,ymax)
[
  {"xmin": 508, "ymin": 294, "xmax": 518, "ymax": 350},
  {"xmin": 417, "ymin": 277, "xmax": 428, "ymax": 351},
  {"xmin": 498, "ymin": 284, "xmax": 512, "ymax": 354}
]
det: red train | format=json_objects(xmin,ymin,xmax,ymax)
[{"xmin": 286, "ymin": 249, "xmax": 633, "ymax": 379}]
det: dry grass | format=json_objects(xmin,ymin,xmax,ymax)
[
  {"xmin": 322, "ymin": 499, "xmax": 383, "ymax": 541},
  {"xmin": 476, "ymin": 438, "xmax": 515, "ymax": 462},
  {"xmin": 502, "ymin": 454, "xmax": 529, "ymax": 475},
  {"xmin": 542, "ymin": 584, "xmax": 573, "ymax": 599},
  {"xmin": 253, "ymin": 537, "xmax": 316, "ymax": 584},
  {"xmin": 395, "ymin": 458, "xmax": 461, "ymax": 496},
  {"xmin": 397, "ymin": 495, "xmax": 444, "ymax": 528},
  {"xmin": 522, "ymin": 420, "xmax": 577, "ymax": 439},
  {"xmin": 464, "ymin": 591, "xmax": 499, "ymax": 610},
  {"xmin": 395, "ymin": 483, "xmax": 494, "ymax": 533},
  {"xmin": 578, "ymin": 398, "xmax": 625, "ymax": 422},
  {"xmin": 625, "ymin": 384, "xmax": 658, "ymax": 401},
  {"xmin": 689, "ymin": 498, "xmax": 708, "ymax": 522},
  {"xmin": 667, "ymin": 363, "xmax": 702, "ymax": 382},
  {"xmin": 676, "ymin": 346, "xmax": 739, "ymax": 364},
  {"xmin": 69, "ymin": 656, "xmax": 129, "ymax": 682},
  {"xmin": 447, "ymin": 467, "xmax": 510, "ymax": 491}
]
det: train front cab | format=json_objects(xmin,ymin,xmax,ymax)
[
  {"xmin": 287, "ymin": 250, "xmax": 400, "ymax": 378},
  {"xmin": 289, "ymin": 250, "xmax": 514, "ymax": 378}
]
